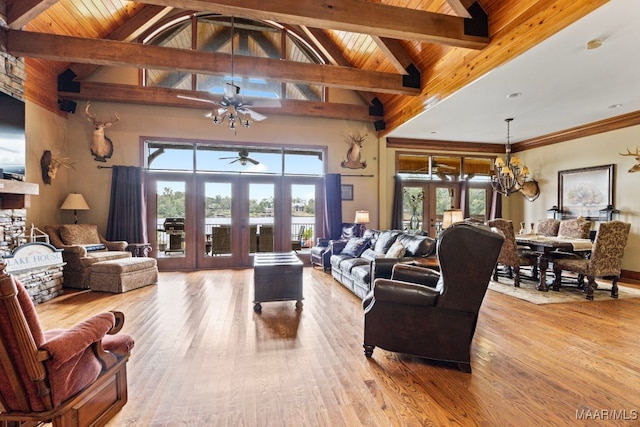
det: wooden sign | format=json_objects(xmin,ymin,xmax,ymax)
[{"xmin": 2, "ymin": 242, "xmax": 63, "ymax": 274}]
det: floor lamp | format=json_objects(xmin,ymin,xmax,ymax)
[{"xmin": 60, "ymin": 193, "xmax": 90, "ymax": 224}]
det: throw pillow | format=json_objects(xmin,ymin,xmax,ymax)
[
  {"xmin": 385, "ymin": 240, "xmax": 406, "ymax": 258},
  {"xmin": 59, "ymin": 224, "xmax": 102, "ymax": 245},
  {"xmin": 360, "ymin": 248, "xmax": 382, "ymax": 262},
  {"xmin": 341, "ymin": 237, "xmax": 371, "ymax": 257}
]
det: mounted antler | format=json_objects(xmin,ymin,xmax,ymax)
[
  {"xmin": 40, "ymin": 150, "xmax": 76, "ymax": 185},
  {"xmin": 85, "ymin": 101, "xmax": 119, "ymax": 162},
  {"xmin": 619, "ymin": 147, "xmax": 640, "ymax": 173}
]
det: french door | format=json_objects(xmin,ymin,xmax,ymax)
[
  {"xmin": 147, "ymin": 172, "xmax": 322, "ymax": 270},
  {"xmin": 402, "ymin": 181, "xmax": 460, "ymax": 237}
]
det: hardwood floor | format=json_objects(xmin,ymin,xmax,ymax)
[{"xmin": 35, "ymin": 268, "xmax": 640, "ymax": 426}]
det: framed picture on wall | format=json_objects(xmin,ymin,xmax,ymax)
[
  {"xmin": 558, "ymin": 164, "xmax": 614, "ymax": 220},
  {"xmin": 341, "ymin": 184, "xmax": 354, "ymax": 201}
]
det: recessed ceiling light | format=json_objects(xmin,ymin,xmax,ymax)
[
  {"xmin": 586, "ymin": 38, "xmax": 603, "ymax": 50},
  {"xmin": 507, "ymin": 92, "xmax": 522, "ymax": 99},
  {"xmin": 608, "ymin": 103, "xmax": 622, "ymax": 109},
  {"xmin": 429, "ymin": 131, "xmax": 438, "ymax": 134}
]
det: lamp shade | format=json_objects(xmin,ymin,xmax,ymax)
[
  {"xmin": 60, "ymin": 193, "xmax": 90, "ymax": 211},
  {"xmin": 354, "ymin": 210, "xmax": 370, "ymax": 224},
  {"xmin": 442, "ymin": 209, "xmax": 463, "ymax": 229}
]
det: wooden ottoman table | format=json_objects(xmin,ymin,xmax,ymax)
[
  {"xmin": 90, "ymin": 257, "xmax": 158, "ymax": 293},
  {"xmin": 253, "ymin": 251, "xmax": 303, "ymax": 312}
]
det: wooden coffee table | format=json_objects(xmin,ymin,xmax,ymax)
[{"xmin": 253, "ymin": 252, "xmax": 303, "ymax": 312}]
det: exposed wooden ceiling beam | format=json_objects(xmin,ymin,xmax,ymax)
[
  {"xmin": 7, "ymin": 30, "xmax": 420, "ymax": 95},
  {"xmin": 58, "ymin": 81, "xmax": 380, "ymax": 122},
  {"xmin": 132, "ymin": 0, "xmax": 489, "ymax": 49},
  {"xmin": 6, "ymin": 0, "xmax": 58, "ymax": 30},
  {"xmin": 371, "ymin": 37, "xmax": 412, "ymax": 75},
  {"xmin": 69, "ymin": 5, "xmax": 175, "ymax": 80},
  {"xmin": 445, "ymin": 0, "xmax": 473, "ymax": 18}
]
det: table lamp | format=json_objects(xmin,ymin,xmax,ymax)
[
  {"xmin": 354, "ymin": 210, "xmax": 370, "ymax": 225},
  {"xmin": 60, "ymin": 193, "xmax": 90, "ymax": 224},
  {"xmin": 442, "ymin": 208, "xmax": 463, "ymax": 229}
]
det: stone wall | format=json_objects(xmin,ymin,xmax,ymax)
[{"xmin": 0, "ymin": 33, "xmax": 63, "ymax": 303}]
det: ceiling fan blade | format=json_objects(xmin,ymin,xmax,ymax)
[
  {"xmin": 177, "ymin": 94, "xmax": 218, "ymax": 104},
  {"xmin": 241, "ymin": 108, "xmax": 267, "ymax": 122},
  {"xmin": 246, "ymin": 157, "xmax": 260, "ymax": 165}
]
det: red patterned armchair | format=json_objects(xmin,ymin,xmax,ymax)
[{"xmin": 0, "ymin": 267, "xmax": 134, "ymax": 426}]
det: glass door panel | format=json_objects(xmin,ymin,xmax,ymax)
[
  {"xmin": 250, "ymin": 183, "xmax": 275, "ymax": 253},
  {"xmin": 431, "ymin": 184, "xmax": 459, "ymax": 235},
  {"xmin": 205, "ymin": 182, "xmax": 233, "ymax": 257},
  {"xmin": 291, "ymin": 184, "xmax": 316, "ymax": 251},
  {"xmin": 156, "ymin": 181, "xmax": 186, "ymax": 258},
  {"xmin": 402, "ymin": 187, "xmax": 425, "ymax": 234}
]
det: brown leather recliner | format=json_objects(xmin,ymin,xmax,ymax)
[{"xmin": 362, "ymin": 222, "xmax": 503, "ymax": 373}]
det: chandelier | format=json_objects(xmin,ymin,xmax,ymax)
[{"xmin": 491, "ymin": 118, "xmax": 529, "ymax": 196}]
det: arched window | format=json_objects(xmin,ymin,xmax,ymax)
[{"xmin": 142, "ymin": 14, "xmax": 325, "ymax": 101}]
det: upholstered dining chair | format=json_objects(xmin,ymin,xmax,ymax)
[
  {"xmin": 552, "ymin": 220, "xmax": 631, "ymax": 300},
  {"xmin": 534, "ymin": 219, "xmax": 560, "ymax": 236},
  {"xmin": 362, "ymin": 222, "xmax": 503, "ymax": 373},
  {"xmin": 0, "ymin": 266, "xmax": 134, "ymax": 426},
  {"xmin": 487, "ymin": 219, "xmax": 538, "ymax": 287},
  {"xmin": 557, "ymin": 217, "xmax": 592, "ymax": 239}
]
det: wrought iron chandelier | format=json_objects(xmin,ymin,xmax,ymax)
[{"xmin": 491, "ymin": 118, "xmax": 529, "ymax": 196}]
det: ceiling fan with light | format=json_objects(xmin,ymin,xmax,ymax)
[
  {"xmin": 219, "ymin": 148, "xmax": 259, "ymax": 166},
  {"xmin": 177, "ymin": 16, "xmax": 280, "ymax": 132}
]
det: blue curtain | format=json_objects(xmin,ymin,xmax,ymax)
[
  {"xmin": 106, "ymin": 166, "xmax": 148, "ymax": 243},
  {"xmin": 323, "ymin": 174, "xmax": 343, "ymax": 240},
  {"xmin": 391, "ymin": 175, "xmax": 403, "ymax": 230}
]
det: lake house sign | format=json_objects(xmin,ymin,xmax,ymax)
[{"xmin": 2, "ymin": 242, "xmax": 64, "ymax": 274}]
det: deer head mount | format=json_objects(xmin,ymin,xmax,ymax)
[
  {"xmin": 620, "ymin": 147, "xmax": 640, "ymax": 173},
  {"xmin": 40, "ymin": 150, "xmax": 75, "ymax": 185},
  {"xmin": 341, "ymin": 131, "xmax": 368, "ymax": 169},
  {"xmin": 85, "ymin": 101, "xmax": 119, "ymax": 162}
]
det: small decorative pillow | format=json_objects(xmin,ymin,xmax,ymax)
[
  {"xmin": 385, "ymin": 240, "xmax": 406, "ymax": 258},
  {"xmin": 341, "ymin": 237, "xmax": 371, "ymax": 257},
  {"xmin": 59, "ymin": 224, "xmax": 102, "ymax": 245},
  {"xmin": 360, "ymin": 248, "xmax": 382, "ymax": 262}
]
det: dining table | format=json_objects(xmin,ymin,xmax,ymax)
[{"xmin": 514, "ymin": 234, "xmax": 593, "ymax": 291}]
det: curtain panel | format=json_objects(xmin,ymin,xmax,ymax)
[{"xmin": 106, "ymin": 166, "xmax": 148, "ymax": 244}]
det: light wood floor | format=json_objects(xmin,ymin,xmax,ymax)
[{"xmin": 35, "ymin": 268, "xmax": 640, "ymax": 426}]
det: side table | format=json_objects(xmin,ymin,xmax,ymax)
[{"xmin": 253, "ymin": 252, "xmax": 303, "ymax": 312}]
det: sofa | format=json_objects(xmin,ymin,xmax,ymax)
[
  {"xmin": 330, "ymin": 229, "xmax": 436, "ymax": 299},
  {"xmin": 45, "ymin": 224, "xmax": 132, "ymax": 289},
  {"xmin": 309, "ymin": 222, "xmax": 365, "ymax": 271}
]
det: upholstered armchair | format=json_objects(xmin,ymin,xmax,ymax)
[
  {"xmin": 0, "ymin": 268, "xmax": 134, "ymax": 426},
  {"xmin": 552, "ymin": 220, "xmax": 631, "ymax": 300},
  {"xmin": 45, "ymin": 224, "xmax": 132, "ymax": 289},
  {"xmin": 362, "ymin": 222, "xmax": 503, "ymax": 373},
  {"xmin": 310, "ymin": 222, "xmax": 364, "ymax": 271},
  {"xmin": 533, "ymin": 219, "xmax": 560, "ymax": 236},
  {"xmin": 487, "ymin": 219, "xmax": 539, "ymax": 287}
]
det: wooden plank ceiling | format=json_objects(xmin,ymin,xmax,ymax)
[{"xmin": 5, "ymin": 0, "xmax": 606, "ymax": 137}]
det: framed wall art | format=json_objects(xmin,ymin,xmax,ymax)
[
  {"xmin": 341, "ymin": 184, "xmax": 354, "ymax": 201},
  {"xmin": 558, "ymin": 164, "xmax": 614, "ymax": 220}
]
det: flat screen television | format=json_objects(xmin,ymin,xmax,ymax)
[{"xmin": 0, "ymin": 91, "xmax": 26, "ymax": 177}]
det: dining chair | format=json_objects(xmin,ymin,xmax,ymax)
[
  {"xmin": 552, "ymin": 220, "xmax": 631, "ymax": 300},
  {"xmin": 487, "ymin": 219, "xmax": 539, "ymax": 287},
  {"xmin": 533, "ymin": 219, "xmax": 560, "ymax": 236},
  {"xmin": 557, "ymin": 217, "xmax": 592, "ymax": 239}
]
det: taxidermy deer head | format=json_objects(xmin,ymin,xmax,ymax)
[
  {"xmin": 620, "ymin": 147, "xmax": 640, "ymax": 173},
  {"xmin": 40, "ymin": 150, "xmax": 75, "ymax": 185},
  {"xmin": 341, "ymin": 131, "xmax": 368, "ymax": 169},
  {"xmin": 85, "ymin": 101, "xmax": 119, "ymax": 162}
]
